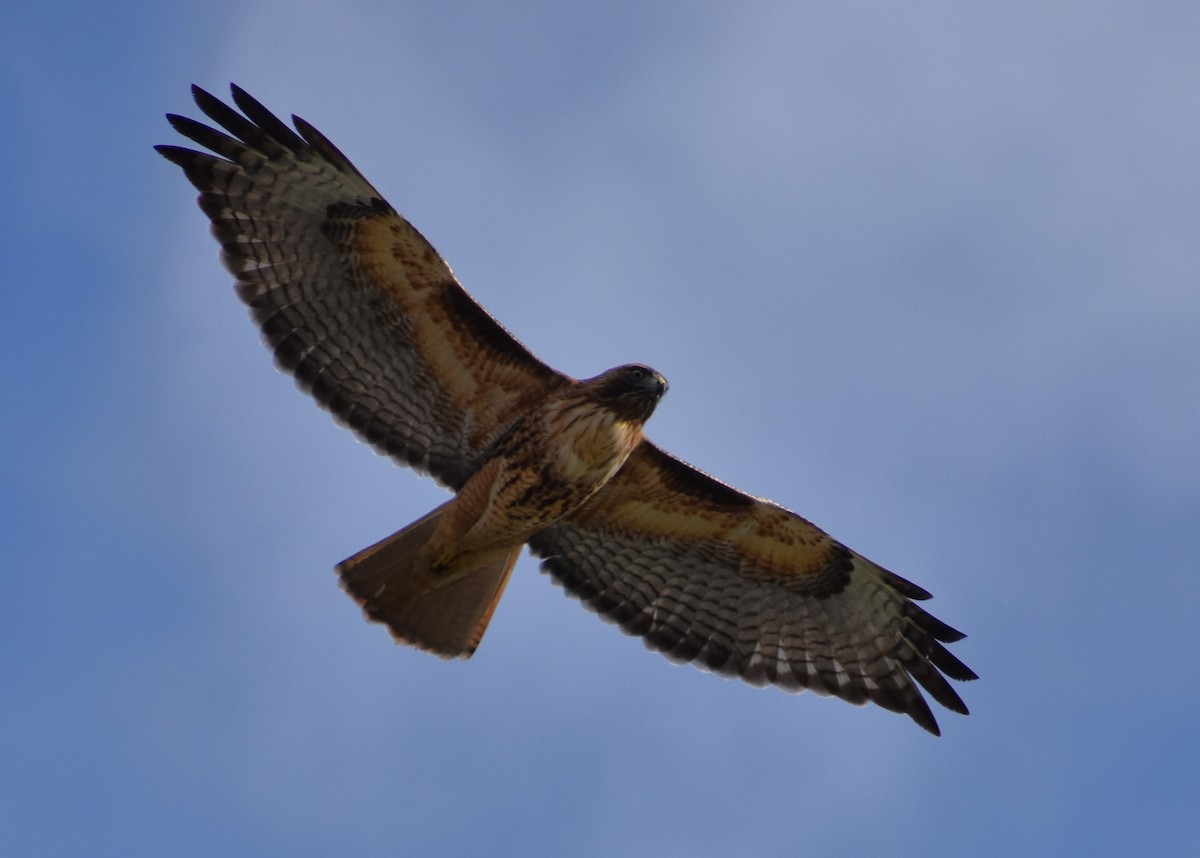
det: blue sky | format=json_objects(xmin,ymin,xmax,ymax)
[{"xmin": 4, "ymin": 2, "xmax": 1199, "ymax": 855}]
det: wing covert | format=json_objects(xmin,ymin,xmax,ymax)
[{"xmin": 157, "ymin": 84, "xmax": 569, "ymax": 489}]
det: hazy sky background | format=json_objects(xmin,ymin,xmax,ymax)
[{"xmin": 4, "ymin": 2, "xmax": 1198, "ymax": 855}]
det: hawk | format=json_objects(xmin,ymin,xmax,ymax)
[{"xmin": 157, "ymin": 84, "xmax": 976, "ymax": 734}]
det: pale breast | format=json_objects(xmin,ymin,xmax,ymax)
[
  {"xmin": 548, "ymin": 401, "xmax": 643, "ymax": 486},
  {"xmin": 449, "ymin": 398, "xmax": 644, "ymax": 556}
]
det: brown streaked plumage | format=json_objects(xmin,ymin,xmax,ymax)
[{"xmin": 157, "ymin": 84, "xmax": 976, "ymax": 735}]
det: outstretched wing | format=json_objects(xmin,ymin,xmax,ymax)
[
  {"xmin": 157, "ymin": 85, "xmax": 569, "ymax": 489},
  {"xmin": 529, "ymin": 442, "xmax": 976, "ymax": 734}
]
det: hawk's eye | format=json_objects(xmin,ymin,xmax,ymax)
[{"xmin": 630, "ymin": 367, "xmax": 646, "ymax": 381}]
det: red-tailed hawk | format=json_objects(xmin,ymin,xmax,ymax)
[{"xmin": 157, "ymin": 84, "xmax": 975, "ymax": 734}]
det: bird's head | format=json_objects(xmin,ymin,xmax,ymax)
[{"xmin": 586, "ymin": 364, "xmax": 669, "ymax": 423}]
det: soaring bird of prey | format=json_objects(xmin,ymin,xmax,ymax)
[{"xmin": 157, "ymin": 84, "xmax": 975, "ymax": 735}]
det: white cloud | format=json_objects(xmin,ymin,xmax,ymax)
[{"xmin": 9, "ymin": 1, "xmax": 1197, "ymax": 854}]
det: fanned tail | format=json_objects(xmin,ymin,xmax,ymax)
[{"xmin": 336, "ymin": 500, "xmax": 520, "ymax": 657}]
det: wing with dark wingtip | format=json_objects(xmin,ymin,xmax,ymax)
[
  {"xmin": 157, "ymin": 84, "xmax": 569, "ymax": 489},
  {"xmin": 530, "ymin": 441, "xmax": 976, "ymax": 735}
]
